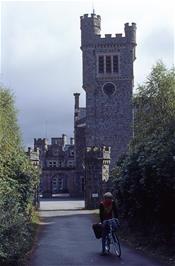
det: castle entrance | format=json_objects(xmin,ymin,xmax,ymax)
[{"xmin": 51, "ymin": 175, "xmax": 68, "ymax": 194}]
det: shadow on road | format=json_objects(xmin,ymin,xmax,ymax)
[{"xmin": 39, "ymin": 209, "xmax": 98, "ymax": 218}]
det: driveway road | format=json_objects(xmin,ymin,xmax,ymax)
[{"xmin": 28, "ymin": 199, "xmax": 165, "ymax": 266}]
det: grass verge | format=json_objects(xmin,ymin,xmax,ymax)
[{"xmin": 18, "ymin": 208, "xmax": 40, "ymax": 266}]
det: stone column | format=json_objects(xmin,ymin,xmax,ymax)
[{"xmin": 84, "ymin": 146, "xmax": 111, "ymax": 209}]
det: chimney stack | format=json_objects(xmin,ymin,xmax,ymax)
[{"xmin": 73, "ymin": 93, "xmax": 80, "ymax": 109}]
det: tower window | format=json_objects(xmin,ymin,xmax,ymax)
[
  {"xmin": 113, "ymin": 55, "xmax": 119, "ymax": 73},
  {"xmin": 98, "ymin": 56, "xmax": 104, "ymax": 73},
  {"xmin": 97, "ymin": 54, "xmax": 119, "ymax": 75},
  {"xmin": 106, "ymin": 56, "xmax": 111, "ymax": 73}
]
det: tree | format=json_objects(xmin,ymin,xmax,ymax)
[
  {"xmin": 112, "ymin": 62, "xmax": 175, "ymax": 243},
  {"xmin": 133, "ymin": 61, "xmax": 175, "ymax": 145}
]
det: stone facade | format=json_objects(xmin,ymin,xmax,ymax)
[
  {"xmin": 85, "ymin": 146, "xmax": 111, "ymax": 209},
  {"xmin": 29, "ymin": 135, "xmax": 84, "ymax": 197},
  {"xmin": 79, "ymin": 13, "xmax": 136, "ymax": 168}
]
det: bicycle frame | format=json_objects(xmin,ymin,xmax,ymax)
[{"xmin": 103, "ymin": 218, "xmax": 121, "ymax": 257}]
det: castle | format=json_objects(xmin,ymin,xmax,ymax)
[
  {"xmin": 28, "ymin": 13, "xmax": 136, "ymax": 200},
  {"xmin": 27, "ymin": 135, "xmax": 84, "ymax": 197}
]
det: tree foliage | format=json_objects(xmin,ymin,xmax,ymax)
[
  {"xmin": 112, "ymin": 62, "xmax": 175, "ymax": 242},
  {"xmin": 0, "ymin": 87, "xmax": 39, "ymax": 263},
  {"xmin": 133, "ymin": 61, "xmax": 175, "ymax": 144}
]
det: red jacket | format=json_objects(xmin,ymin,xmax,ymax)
[{"xmin": 99, "ymin": 199, "xmax": 118, "ymax": 222}]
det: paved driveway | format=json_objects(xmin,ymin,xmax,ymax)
[
  {"xmin": 39, "ymin": 198, "xmax": 85, "ymax": 212},
  {"xmin": 28, "ymin": 199, "xmax": 165, "ymax": 266}
]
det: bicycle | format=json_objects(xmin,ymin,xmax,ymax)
[{"xmin": 103, "ymin": 218, "xmax": 121, "ymax": 257}]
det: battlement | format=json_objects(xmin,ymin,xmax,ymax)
[
  {"xmin": 105, "ymin": 34, "xmax": 112, "ymax": 38},
  {"xmin": 87, "ymin": 146, "xmax": 110, "ymax": 152},
  {"xmin": 80, "ymin": 13, "xmax": 101, "ymax": 20},
  {"xmin": 26, "ymin": 147, "xmax": 40, "ymax": 166},
  {"xmin": 51, "ymin": 134, "xmax": 67, "ymax": 146},
  {"xmin": 95, "ymin": 33, "xmax": 123, "ymax": 38},
  {"xmin": 86, "ymin": 146, "xmax": 111, "ymax": 161},
  {"xmin": 28, "ymin": 146, "xmax": 40, "ymax": 154},
  {"xmin": 125, "ymin": 22, "xmax": 136, "ymax": 27},
  {"xmin": 96, "ymin": 22, "xmax": 136, "ymax": 43},
  {"xmin": 34, "ymin": 138, "xmax": 48, "ymax": 145},
  {"xmin": 95, "ymin": 33, "xmax": 124, "ymax": 41},
  {"xmin": 94, "ymin": 24, "xmax": 135, "ymax": 40},
  {"xmin": 81, "ymin": 14, "xmax": 136, "ymax": 47},
  {"xmin": 115, "ymin": 33, "xmax": 123, "ymax": 37}
]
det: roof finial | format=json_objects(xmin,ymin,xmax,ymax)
[{"xmin": 92, "ymin": 1, "xmax": 95, "ymax": 14}]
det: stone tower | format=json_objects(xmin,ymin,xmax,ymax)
[{"xmin": 80, "ymin": 13, "xmax": 136, "ymax": 167}]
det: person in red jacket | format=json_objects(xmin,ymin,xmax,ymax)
[{"xmin": 99, "ymin": 192, "xmax": 118, "ymax": 255}]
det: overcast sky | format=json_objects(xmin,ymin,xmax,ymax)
[{"xmin": 0, "ymin": 0, "xmax": 174, "ymax": 148}]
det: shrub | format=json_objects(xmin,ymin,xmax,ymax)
[{"xmin": 0, "ymin": 87, "xmax": 39, "ymax": 263}]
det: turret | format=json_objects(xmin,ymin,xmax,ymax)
[
  {"xmin": 80, "ymin": 13, "xmax": 101, "ymax": 47},
  {"xmin": 34, "ymin": 138, "xmax": 48, "ymax": 152},
  {"xmin": 124, "ymin": 22, "xmax": 136, "ymax": 44}
]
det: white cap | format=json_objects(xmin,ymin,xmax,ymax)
[{"xmin": 103, "ymin": 192, "xmax": 113, "ymax": 199}]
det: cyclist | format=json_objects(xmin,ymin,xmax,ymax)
[{"xmin": 99, "ymin": 192, "xmax": 118, "ymax": 255}]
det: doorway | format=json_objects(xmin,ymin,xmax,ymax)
[{"xmin": 52, "ymin": 175, "xmax": 68, "ymax": 194}]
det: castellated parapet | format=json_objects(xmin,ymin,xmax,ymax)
[
  {"xmin": 86, "ymin": 146, "xmax": 111, "ymax": 161},
  {"xmin": 34, "ymin": 138, "xmax": 48, "ymax": 150},
  {"xmin": 80, "ymin": 13, "xmax": 136, "ymax": 49}
]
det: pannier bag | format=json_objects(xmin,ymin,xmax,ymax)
[{"xmin": 92, "ymin": 223, "xmax": 103, "ymax": 239}]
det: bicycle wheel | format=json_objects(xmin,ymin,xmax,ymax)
[
  {"xmin": 112, "ymin": 232, "xmax": 121, "ymax": 257},
  {"xmin": 104, "ymin": 236, "xmax": 110, "ymax": 253}
]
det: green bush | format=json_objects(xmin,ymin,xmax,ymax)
[
  {"xmin": 0, "ymin": 87, "xmax": 39, "ymax": 263},
  {"xmin": 0, "ymin": 179, "xmax": 30, "ymax": 261}
]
